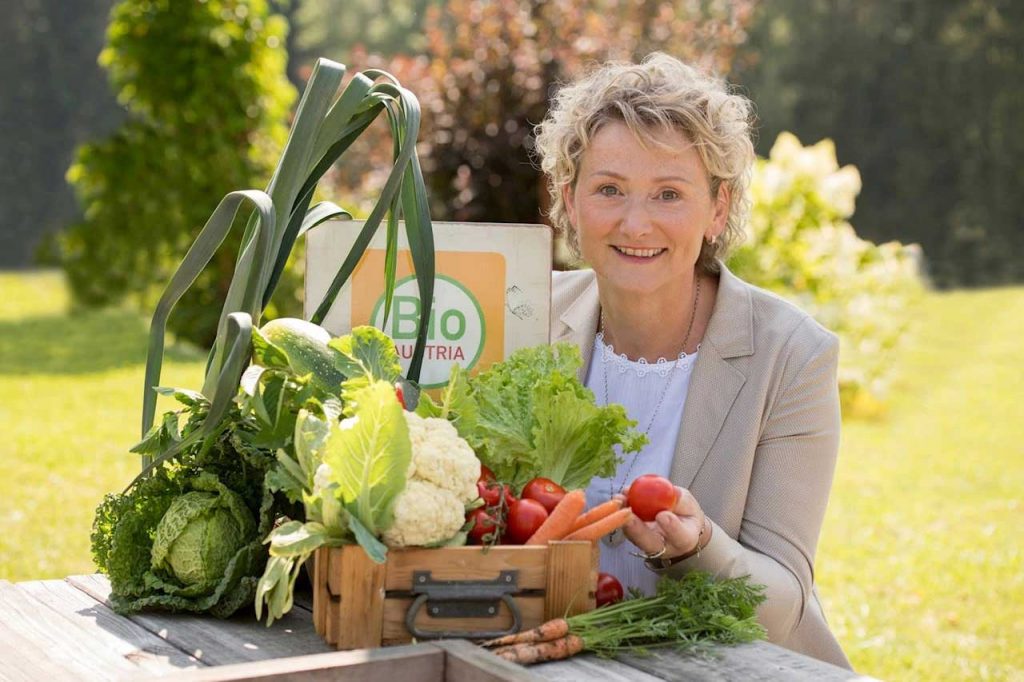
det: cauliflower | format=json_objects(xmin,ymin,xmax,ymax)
[
  {"xmin": 382, "ymin": 480, "xmax": 466, "ymax": 547},
  {"xmin": 382, "ymin": 411, "xmax": 482, "ymax": 548},
  {"xmin": 403, "ymin": 411, "xmax": 480, "ymax": 504}
]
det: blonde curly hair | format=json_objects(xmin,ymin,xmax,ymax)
[{"xmin": 534, "ymin": 53, "xmax": 755, "ymax": 273}]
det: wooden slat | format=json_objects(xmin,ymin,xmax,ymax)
[
  {"xmin": 381, "ymin": 596, "xmax": 546, "ymax": 644},
  {"xmin": 0, "ymin": 581, "xmax": 143, "ymax": 679},
  {"xmin": 616, "ymin": 641, "xmax": 871, "ymax": 681},
  {"xmin": 0, "ymin": 601, "xmax": 80, "ymax": 682},
  {"xmin": 18, "ymin": 579, "xmax": 202, "ymax": 674},
  {"xmin": 432, "ymin": 639, "xmax": 541, "ymax": 682},
  {"xmin": 383, "ymin": 546, "xmax": 550, "ymax": 591},
  {"xmin": 324, "ymin": 593, "xmax": 341, "ymax": 647},
  {"xmin": 331, "ymin": 546, "xmax": 387, "ymax": 650},
  {"xmin": 311, "ymin": 548, "xmax": 327, "ymax": 635},
  {"xmin": 533, "ymin": 655, "xmax": 663, "ymax": 682},
  {"xmin": 67, "ymin": 574, "xmax": 332, "ymax": 666},
  {"xmin": 157, "ymin": 644, "xmax": 445, "ymax": 682},
  {"xmin": 543, "ymin": 542, "xmax": 596, "ymax": 621}
]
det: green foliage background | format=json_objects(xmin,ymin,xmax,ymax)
[
  {"xmin": 59, "ymin": 0, "xmax": 296, "ymax": 346},
  {"xmin": 729, "ymin": 133, "xmax": 924, "ymax": 414},
  {"xmin": 734, "ymin": 0, "xmax": 1024, "ymax": 287}
]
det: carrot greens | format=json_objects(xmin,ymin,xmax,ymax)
[{"xmin": 483, "ymin": 572, "xmax": 767, "ymax": 664}]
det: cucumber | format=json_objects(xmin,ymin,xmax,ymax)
[{"xmin": 259, "ymin": 318, "xmax": 345, "ymax": 395}]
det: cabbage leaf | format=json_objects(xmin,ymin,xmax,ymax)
[{"xmin": 323, "ymin": 380, "xmax": 410, "ymax": 539}]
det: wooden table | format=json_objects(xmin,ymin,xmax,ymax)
[{"xmin": 0, "ymin": 576, "xmax": 868, "ymax": 681}]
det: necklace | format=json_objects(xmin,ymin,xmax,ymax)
[{"xmin": 599, "ymin": 274, "xmax": 701, "ymax": 547}]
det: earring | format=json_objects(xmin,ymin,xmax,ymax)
[{"xmin": 707, "ymin": 235, "xmax": 717, "ymax": 246}]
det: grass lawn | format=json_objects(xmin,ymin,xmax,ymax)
[{"xmin": 1, "ymin": 270, "xmax": 1021, "ymax": 680}]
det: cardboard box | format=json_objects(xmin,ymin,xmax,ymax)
[{"xmin": 305, "ymin": 221, "xmax": 552, "ymax": 388}]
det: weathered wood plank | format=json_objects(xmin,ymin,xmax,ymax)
[
  {"xmin": 533, "ymin": 654, "xmax": 664, "ymax": 682},
  {"xmin": 432, "ymin": 639, "xmax": 542, "ymax": 682},
  {"xmin": 383, "ymin": 546, "xmax": 551, "ymax": 590},
  {"xmin": 155, "ymin": 644, "xmax": 445, "ymax": 681},
  {"xmin": 67, "ymin": 574, "xmax": 332, "ymax": 667},
  {"xmin": 0, "ymin": 604, "xmax": 80, "ymax": 682},
  {"xmin": 615, "ymin": 641, "xmax": 870, "ymax": 681},
  {"xmin": 332, "ymin": 544, "xmax": 387, "ymax": 650},
  {"xmin": 543, "ymin": 541, "xmax": 596, "ymax": 621},
  {"xmin": 17, "ymin": 579, "xmax": 202, "ymax": 675},
  {"xmin": 0, "ymin": 582, "xmax": 142, "ymax": 679}
]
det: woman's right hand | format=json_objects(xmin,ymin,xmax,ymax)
[{"xmin": 617, "ymin": 485, "xmax": 707, "ymax": 561}]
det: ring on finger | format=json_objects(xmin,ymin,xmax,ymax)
[{"xmin": 630, "ymin": 541, "xmax": 667, "ymax": 561}]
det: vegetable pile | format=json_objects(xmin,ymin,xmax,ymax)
[
  {"xmin": 92, "ymin": 57, "xmax": 439, "ymax": 619},
  {"xmin": 443, "ymin": 343, "xmax": 647, "ymax": 492},
  {"xmin": 481, "ymin": 572, "xmax": 768, "ymax": 665},
  {"xmin": 92, "ymin": 390, "xmax": 280, "ymax": 616}
]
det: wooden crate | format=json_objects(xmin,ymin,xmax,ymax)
[{"xmin": 312, "ymin": 542, "xmax": 598, "ymax": 650}]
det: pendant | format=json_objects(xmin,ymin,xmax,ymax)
[{"xmin": 602, "ymin": 527, "xmax": 627, "ymax": 548}]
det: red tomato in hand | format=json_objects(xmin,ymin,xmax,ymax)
[
  {"xmin": 627, "ymin": 474, "xmax": 679, "ymax": 522},
  {"xmin": 595, "ymin": 572, "xmax": 624, "ymax": 607},
  {"xmin": 504, "ymin": 498, "xmax": 548, "ymax": 544},
  {"xmin": 521, "ymin": 477, "xmax": 567, "ymax": 513},
  {"xmin": 466, "ymin": 508, "xmax": 500, "ymax": 545}
]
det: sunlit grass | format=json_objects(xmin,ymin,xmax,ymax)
[
  {"xmin": 0, "ymin": 270, "xmax": 205, "ymax": 580},
  {"xmin": 0, "ymin": 270, "xmax": 1020, "ymax": 680},
  {"xmin": 818, "ymin": 286, "xmax": 1024, "ymax": 680}
]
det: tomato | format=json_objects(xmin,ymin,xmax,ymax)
[
  {"xmin": 479, "ymin": 465, "xmax": 496, "ymax": 482},
  {"xmin": 478, "ymin": 480, "xmax": 516, "ymax": 508},
  {"xmin": 504, "ymin": 498, "xmax": 549, "ymax": 544},
  {"xmin": 466, "ymin": 508, "xmax": 500, "ymax": 545},
  {"xmin": 595, "ymin": 572, "xmax": 624, "ymax": 607},
  {"xmin": 476, "ymin": 480, "xmax": 499, "ymax": 507},
  {"xmin": 521, "ymin": 477, "xmax": 567, "ymax": 513},
  {"xmin": 627, "ymin": 474, "xmax": 679, "ymax": 522}
]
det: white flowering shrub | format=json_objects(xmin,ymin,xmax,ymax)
[{"xmin": 729, "ymin": 133, "xmax": 925, "ymax": 415}]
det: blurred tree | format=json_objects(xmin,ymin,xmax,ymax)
[
  {"xmin": 733, "ymin": 0, "xmax": 1024, "ymax": 287},
  {"xmin": 326, "ymin": 0, "xmax": 756, "ymax": 256},
  {"xmin": 60, "ymin": 0, "xmax": 296, "ymax": 346},
  {"xmin": 0, "ymin": 0, "xmax": 122, "ymax": 268},
  {"xmin": 287, "ymin": 0, "xmax": 434, "ymax": 80}
]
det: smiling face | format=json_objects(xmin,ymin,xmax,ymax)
[{"xmin": 563, "ymin": 121, "xmax": 729, "ymax": 300}]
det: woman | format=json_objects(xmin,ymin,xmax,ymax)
[{"xmin": 535, "ymin": 53, "xmax": 851, "ymax": 669}]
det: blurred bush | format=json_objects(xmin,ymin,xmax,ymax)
[
  {"xmin": 60, "ymin": 0, "xmax": 296, "ymax": 347},
  {"xmin": 730, "ymin": 133, "xmax": 925, "ymax": 416},
  {"xmin": 320, "ymin": 0, "xmax": 757, "ymax": 227},
  {"xmin": 734, "ymin": 0, "xmax": 1024, "ymax": 288}
]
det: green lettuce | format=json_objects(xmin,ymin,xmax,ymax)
[{"xmin": 467, "ymin": 343, "xmax": 646, "ymax": 491}]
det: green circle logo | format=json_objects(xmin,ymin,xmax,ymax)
[{"xmin": 370, "ymin": 275, "xmax": 486, "ymax": 388}]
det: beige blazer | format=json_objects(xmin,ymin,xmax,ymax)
[{"xmin": 551, "ymin": 264, "xmax": 851, "ymax": 670}]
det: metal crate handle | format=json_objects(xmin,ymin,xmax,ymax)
[{"xmin": 404, "ymin": 569, "xmax": 522, "ymax": 640}]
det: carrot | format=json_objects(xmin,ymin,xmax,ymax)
[
  {"xmin": 493, "ymin": 634, "xmax": 586, "ymax": 665},
  {"xmin": 481, "ymin": 618, "xmax": 569, "ymax": 648},
  {"xmin": 562, "ymin": 508, "xmax": 634, "ymax": 542},
  {"xmin": 568, "ymin": 498, "xmax": 623, "ymax": 534},
  {"xmin": 525, "ymin": 490, "xmax": 587, "ymax": 545}
]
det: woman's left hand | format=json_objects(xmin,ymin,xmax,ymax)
[{"xmin": 616, "ymin": 486, "xmax": 706, "ymax": 560}]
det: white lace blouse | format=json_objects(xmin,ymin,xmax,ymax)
[{"xmin": 583, "ymin": 334, "xmax": 698, "ymax": 597}]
